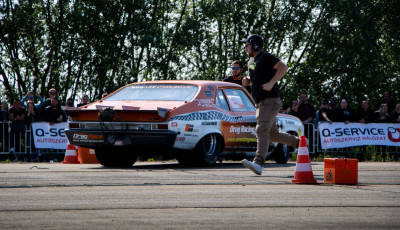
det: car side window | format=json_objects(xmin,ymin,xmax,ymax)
[
  {"xmin": 224, "ymin": 88, "xmax": 255, "ymax": 112},
  {"xmin": 216, "ymin": 89, "xmax": 230, "ymax": 111}
]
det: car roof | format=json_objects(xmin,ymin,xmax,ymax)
[{"xmin": 128, "ymin": 80, "xmax": 242, "ymax": 88}]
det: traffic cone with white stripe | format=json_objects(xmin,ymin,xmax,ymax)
[
  {"xmin": 62, "ymin": 143, "xmax": 80, "ymax": 164},
  {"xmin": 291, "ymin": 136, "xmax": 317, "ymax": 184}
]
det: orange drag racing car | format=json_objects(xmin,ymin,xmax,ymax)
[{"xmin": 65, "ymin": 81, "xmax": 304, "ymax": 167}]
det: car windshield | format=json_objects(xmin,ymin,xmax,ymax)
[{"xmin": 105, "ymin": 84, "xmax": 199, "ymax": 101}]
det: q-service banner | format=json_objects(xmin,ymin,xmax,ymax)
[
  {"xmin": 318, "ymin": 122, "xmax": 400, "ymax": 149},
  {"xmin": 31, "ymin": 122, "xmax": 69, "ymax": 149}
]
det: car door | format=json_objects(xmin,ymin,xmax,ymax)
[
  {"xmin": 215, "ymin": 89, "xmax": 239, "ymax": 151},
  {"xmin": 219, "ymin": 88, "xmax": 257, "ymax": 152}
]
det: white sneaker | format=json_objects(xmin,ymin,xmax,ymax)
[{"xmin": 242, "ymin": 159, "xmax": 263, "ymax": 175}]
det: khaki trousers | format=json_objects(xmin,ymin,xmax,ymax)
[{"xmin": 254, "ymin": 97, "xmax": 299, "ymax": 166}]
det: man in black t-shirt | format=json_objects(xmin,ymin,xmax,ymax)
[
  {"xmin": 357, "ymin": 100, "xmax": 375, "ymax": 124},
  {"xmin": 240, "ymin": 34, "xmax": 299, "ymax": 175},
  {"xmin": 334, "ymin": 98, "xmax": 355, "ymax": 124},
  {"xmin": 43, "ymin": 98, "xmax": 67, "ymax": 124},
  {"xmin": 223, "ymin": 60, "xmax": 251, "ymax": 93},
  {"xmin": 318, "ymin": 99, "xmax": 334, "ymax": 123}
]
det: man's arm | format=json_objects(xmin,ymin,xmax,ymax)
[{"xmin": 261, "ymin": 60, "xmax": 288, "ymax": 91}]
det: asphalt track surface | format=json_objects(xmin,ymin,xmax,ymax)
[{"xmin": 0, "ymin": 161, "xmax": 399, "ymax": 229}]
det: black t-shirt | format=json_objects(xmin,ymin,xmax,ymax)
[
  {"xmin": 223, "ymin": 75, "xmax": 242, "ymax": 85},
  {"xmin": 248, "ymin": 51, "xmax": 280, "ymax": 103},
  {"xmin": 356, "ymin": 107, "xmax": 375, "ymax": 123},
  {"xmin": 318, "ymin": 107, "xmax": 333, "ymax": 122},
  {"xmin": 335, "ymin": 107, "xmax": 355, "ymax": 122},
  {"xmin": 223, "ymin": 76, "xmax": 251, "ymax": 93},
  {"xmin": 43, "ymin": 105, "xmax": 66, "ymax": 123}
]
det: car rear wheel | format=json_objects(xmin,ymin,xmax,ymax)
[
  {"xmin": 177, "ymin": 133, "xmax": 222, "ymax": 166},
  {"xmin": 95, "ymin": 146, "xmax": 138, "ymax": 167}
]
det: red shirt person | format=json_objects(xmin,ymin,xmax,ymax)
[{"xmin": 8, "ymin": 99, "xmax": 26, "ymax": 155}]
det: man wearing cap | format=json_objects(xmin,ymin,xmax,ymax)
[{"xmin": 240, "ymin": 34, "xmax": 299, "ymax": 175}]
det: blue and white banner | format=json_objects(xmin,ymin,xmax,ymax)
[
  {"xmin": 31, "ymin": 122, "xmax": 69, "ymax": 149},
  {"xmin": 318, "ymin": 122, "xmax": 400, "ymax": 149}
]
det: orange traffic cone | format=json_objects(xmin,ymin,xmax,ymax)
[
  {"xmin": 292, "ymin": 136, "xmax": 317, "ymax": 184},
  {"xmin": 62, "ymin": 143, "xmax": 80, "ymax": 164}
]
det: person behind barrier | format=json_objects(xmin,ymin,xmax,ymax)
[
  {"xmin": 25, "ymin": 101, "xmax": 40, "ymax": 126},
  {"xmin": 281, "ymin": 103, "xmax": 291, "ymax": 114},
  {"xmin": 25, "ymin": 101, "xmax": 40, "ymax": 162},
  {"xmin": 42, "ymin": 88, "xmax": 58, "ymax": 109},
  {"xmin": 239, "ymin": 34, "xmax": 299, "ymax": 175},
  {"xmin": 293, "ymin": 93, "xmax": 316, "ymax": 125},
  {"xmin": 43, "ymin": 98, "xmax": 67, "ymax": 125},
  {"xmin": 329, "ymin": 99, "xmax": 339, "ymax": 120},
  {"xmin": 391, "ymin": 104, "xmax": 400, "ymax": 123},
  {"xmin": 357, "ymin": 100, "xmax": 375, "ymax": 124},
  {"xmin": 223, "ymin": 60, "xmax": 251, "ymax": 93},
  {"xmin": 0, "ymin": 100, "xmax": 9, "ymax": 156},
  {"xmin": 8, "ymin": 99, "xmax": 26, "ymax": 160},
  {"xmin": 21, "ymin": 91, "xmax": 45, "ymax": 111},
  {"xmin": 374, "ymin": 104, "xmax": 391, "ymax": 123},
  {"xmin": 288, "ymin": 99, "xmax": 298, "ymax": 116},
  {"xmin": 318, "ymin": 99, "xmax": 333, "ymax": 124},
  {"xmin": 65, "ymin": 98, "xmax": 75, "ymax": 109},
  {"xmin": 77, "ymin": 95, "xmax": 90, "ymax": 107},
  {"xmin": 1, "ymin": 100, "xmax": 8, "ymax": 124},
  {"xmin": 375, "ymin": 92, "xmax": 395, "ymax": 113},
  {"xmin": 334, "ymin": 98, "xmax": 355, "ymax": 124},
  {"xmin": 41, "ymin": 88, "xmax": 59, "ymax": 117}
]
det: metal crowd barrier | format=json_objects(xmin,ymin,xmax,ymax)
[
  {"xmin": 0, "ymin": 122, "xmax": 65, "ymax": 162},
  {"xmin": 1, "ymin": 121, "xmax": 399, "ymax": 161}
]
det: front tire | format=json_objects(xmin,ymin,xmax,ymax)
[
  {"xmin": 177, "ymin": 133, "xmax": 222, "ymax": 166},
  {"xmin": 95, "ymin": 146, "xmax": 138, "ymax": 167}
]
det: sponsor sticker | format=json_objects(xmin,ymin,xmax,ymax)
[
  {"xmin": 201, "ymin": 121, "xmax": 217, "ymax": 126},
  {"xmin": 185, "ymin": 124, "xmax": 194, "ymax": 132},
  {"xmin": 229, "ymin": 125, "xmax": 256, "ymax": 135}
]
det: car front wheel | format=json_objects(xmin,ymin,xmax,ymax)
[{"xmin": 177, "ymin": 133, "xmax": 222, "ymax": 166}]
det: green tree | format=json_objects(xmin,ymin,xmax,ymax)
[{"xmin": 1, "ymin": 0, "xmax": 399, "ymax": 109}]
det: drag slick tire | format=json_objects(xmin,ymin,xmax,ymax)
[{"xmin": 95, "ymin": 146, "xmax": 138, "ymax": 167}]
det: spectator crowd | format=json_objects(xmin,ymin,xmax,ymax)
[
  {"xmin": 0, "ymin": 89, "xmax": 91, "ymax": 162},
  {"xmin": 281, "ymin": 92, "xmax": 400, "ymax": 125}
]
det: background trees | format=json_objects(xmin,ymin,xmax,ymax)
[{"xmin": 1, "ymin": 0, "xmax": 399, "ymax": 108}]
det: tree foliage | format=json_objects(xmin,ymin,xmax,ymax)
[{"xmin": 1, "ymin": 0, "xmax": 399, "ymax": 108}]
